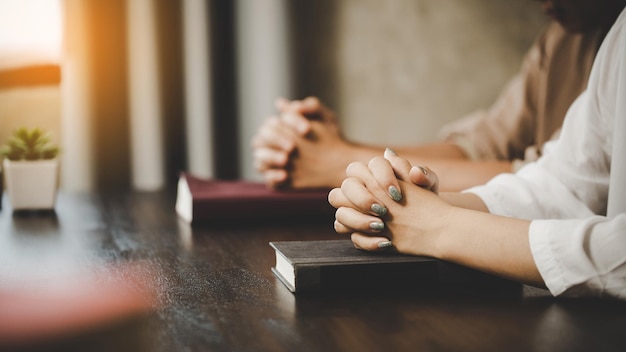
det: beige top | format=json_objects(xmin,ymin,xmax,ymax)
[{"xmin": 439, "ymin": 22, "xmax": 607, "ymax": 169}]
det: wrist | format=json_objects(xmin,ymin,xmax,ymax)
[
  {"xmin": 326, "ymin": 141, "xmax": 359, "ymax": 186},
  {"xmin": 427, "ymin": 204, "xmax": 459, "ymax": 260}
]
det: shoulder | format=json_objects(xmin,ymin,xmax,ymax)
[
  {"xmin": 602, "ymin": 7, "xmax": 626, "ymax": 46},
  {"xmin": 590, "ymin": 9, "xmax": 626, "ymax": 85},
  {"xmin": 523, "ymin": 22, "xmax": 586, "ymax": 69},
  {"xmin": 588, "ymin": 8, "xmax": 626, "ymax": 117}
]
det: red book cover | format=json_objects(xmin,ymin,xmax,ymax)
[{"xmin": 175, "ymin": 173, "xmax": 334, "ymax": 224}]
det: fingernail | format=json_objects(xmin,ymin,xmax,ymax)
[
  {"xmin": 388, "ymin": 186, "xmax": 402, "ymax": 202},
  {"xmin": 377, "ymin": 241, "xmax": 393, "ymax": 249},
  {"xmin": 418, "ymin": 165, "xmax": 428, "ymax": 176},
  {"xmin": 369, "ymin": 221, "xmax": 385, "ymax": 231},
  {"xmin": 384, "ymin": 148, "xmax": 397, "ymax": 157},
  {"xmin": 371, "ymin": 203, "xmax": 387, "ymax": 216}
]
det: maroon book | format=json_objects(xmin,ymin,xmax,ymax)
[{"xmin": 175, "ymin": 173, "xmax": 334, "ymax": 224}]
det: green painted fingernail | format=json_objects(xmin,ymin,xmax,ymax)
[
  {"xmin": 369, "ymin": 221, "xmax": 385, "ymax": 231},
  {"xmin": 371, "ymin": 203, "xmax": 387, "ymax": 216},
  {"xmin": 388, "ymin": 186, "xmax": 402, "ymax": 202},
  {"xmin": 377, "ymin": 241, "xmax": 393, "ymax": 249}
]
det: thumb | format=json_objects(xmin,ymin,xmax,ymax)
[
  {"xmin": 300, "ymin": 97, "xmax": 337, "ymax": 124},
  {"xmin": 409, "ymin": 165, "xmax": 439, "ymax": 194},
  {"xmin": 383, "ymin": 148, "xmax": 439, "ymax": 194},
  {"xmin": 383, "ymin": 148, "xmax": 413, "ymax": 182}
]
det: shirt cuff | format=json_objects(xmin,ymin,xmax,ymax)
[
  {"xmin": 462, "ymin": 173, "xmax": 526, "ymax": 217},
  {"xmin": 528, "ymin": 220, "xmax": 569, "ymax": 296},
  {"xmin": 528, "ymin": 218, "xmax": 605, "ymax": 298}
]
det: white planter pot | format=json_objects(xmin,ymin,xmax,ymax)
[{"xmin": 3, "ymin": 158, "xmax": 59, "ymax": 210}]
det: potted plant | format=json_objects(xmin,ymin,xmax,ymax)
[{"xmin": 0, "ymin": 127, "xmax": 60, "ymax": 210}]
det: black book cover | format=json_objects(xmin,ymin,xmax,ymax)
[
  {"xmin": 270, "ymin": 240, "xmax": 521, "ymax": 294},
  {"xmin": 270, "ymin": 239, "xmax": 438, "ymax": 293}
]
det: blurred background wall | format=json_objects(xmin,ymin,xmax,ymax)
[
  {"xmin": 0, "ymin": 0, "xmax": 548, "ymax": 191},
  {"xmin": 290, "ymin": 0, "xmax": 548, "ymax": 147}
]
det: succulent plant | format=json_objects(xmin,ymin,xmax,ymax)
[{"xmin": 0, "ymin": 127, "xmax": 60, "ymax": 161}]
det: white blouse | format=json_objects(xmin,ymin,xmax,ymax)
[{"xmin": 466, "ymin": 8, "xmax": 626, "ymax": 299}]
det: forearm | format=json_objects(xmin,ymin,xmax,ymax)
[
  {"xmin": 436, "ymin": 191, "xmax": 542, "ymax": 285},
  {"xmin": 439, "ymin": 192, "xmax": 490, "ymax": 212},
  {"xmin": 348, "ymin": 141, "xmax": 467, "ymax": 163},
  {"xmin": 393, "ymin": 142, "xmax": 468, "ymax": 159},
  {"xmin": 436, "ymin": 207, "xmax": 544, "ymax": 287},
  {"xmin": 354, "ymin": 142, "xmax": 513, "ymax": 192},
  {"xmin": 420, "ymin": 159, "xmax": 513, "ymax": 192}
]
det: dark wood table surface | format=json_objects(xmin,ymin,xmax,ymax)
[{"xmin": 1, "ymin": 191, "xmax": 625, "ymax": 352}]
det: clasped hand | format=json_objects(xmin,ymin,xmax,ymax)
[
  {"xmin": 251, "ymin": 97, "xmax": 346, "ymax": 189},
  {"xmin": 328, "ymin": 149, "xmax": 452, "ymax": 257}
]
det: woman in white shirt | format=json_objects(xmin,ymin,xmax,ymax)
[{"xmin": 328, "ymin": 3, "xmax": 626, "ymax": 299}]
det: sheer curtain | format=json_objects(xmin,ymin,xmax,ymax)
[
  {"xmin": 60, "ymin": 0, "xmax": 291, "ymax": 192},
  {"xmin": 0, "ymin": 0, "xmax": 63, "ymax": 168}
]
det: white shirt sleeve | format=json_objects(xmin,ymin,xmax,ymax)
[
  {"xmin": 530, "ymin": 215, "xmax": 626, "ymax": 299},
  {"xmin": 464, "ymin": 9, "xmax": 626, "ymax": 299},
  {"xmin": 465, "ymin": 92, "xmax": 606, "ymax": 221}
]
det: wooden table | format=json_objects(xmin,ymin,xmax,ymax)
[{"xmin": 1, "ymin": 191, "xmax": 625, "ymax": 352}]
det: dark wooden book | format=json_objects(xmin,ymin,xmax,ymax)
[
  {"xmin": 270, "ymin": 239, "xmax": 521, "ymax": 294},
  {"xmin": 270, "ymin": 239, "xmax": 439, "ymax": 293},
  {"xmin": 175, "ymin": 172, "xmax": 334, "ymax": 224}
]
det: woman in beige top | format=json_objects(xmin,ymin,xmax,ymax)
[{"xmin": 252, "ymin": 2, "xmax": 612, "ymax": 192}]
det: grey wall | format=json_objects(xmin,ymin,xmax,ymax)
[{"xmin": 289, "ymin": 0, "xmax": 549, "ymax": 148}]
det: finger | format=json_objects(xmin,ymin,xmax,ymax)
[
  {"xmin": 335, "ymin": 207, "xmax": 385, "ymax": 234},
  {"xmin": 298, "ymin": 96, "xmax": 324, "ymax": 120},
  {"xmin": 281, "ymin": 112, "xmax": 311, "ymax": 136},
  {"xmin": 409, "ymin": 165, "xmax": 439, "ymax": 194},
  {"xmin": 327, "ymin": 188, "xmax": 348, "ymax": 209},
  {"xmin": 338, "ymin": 176, "xmax": 389, "ymax": 217},
  {"xmin": 368, "ymin": 156, "xmax": 402, "ymax": 202},
  {"xmin": 329, "ymin": 187, "xmax": 387, "ymax": 217},
  {"xmin": 252, "ymin": 116, "xmax": 297, "ymax": 151},
  {"xmin": 286, "ymin": 96, "xmax": 318, "ymax": 112},
  {"xmin": 383, "ymin": 148, "xmax": 413, "ymax": 182},
  {"xmin": 303, "ymin": 96, "xmax": 338, "ymax": 123},
  {"xmin": 345, "ymin": 161, "xmax": 375, "ymax": 180},
  {"xmin": 383, "ymin": 148, "xmax": 439, "ymax": 193},
  {"xmin": 274, "ymin": 97, "xmax": 291, "ymax": 112},
  {"xmin": 333, "ymin": 219, "xmax": 386, "ymax": 236},
  {"xmin": 345, "ymin": 162, "xmax": 391, "ymax": 209},
  {"xmin": 262, "ymin": 169, "xmax": 288, "ymax": 188},
  {"xmin": 287, "ymin": 96, "xmax": 335, "ymax": 123},
  {"xmin": 351, "ymin": 233, "xmax": 394, "ymax": 252},
  {"xmin": 301, "ymin": 96, "xmax": 320, "ymax": 112},
  {"xmin": 329, "ymin": 187, "xmax": 388, "ymax": 217},
  {"xmin": 333, "ymin": 219, "xmax": 352, "ymax": 235},
  {"xmin": 253, "ymin": 148, "xmax": 289, "ymax": 171}
]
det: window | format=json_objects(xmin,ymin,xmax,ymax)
[{"xmin": 0, "ymin": 0, "xmax": 62, "ymax": 87}]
